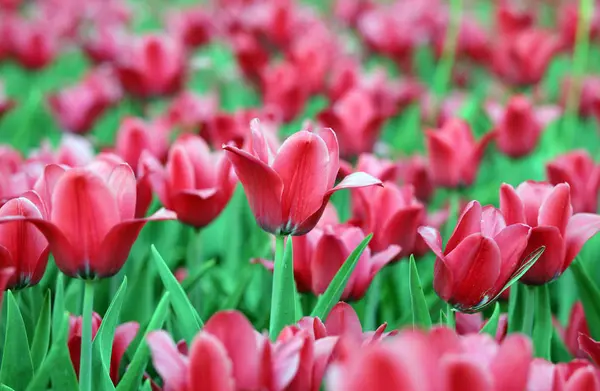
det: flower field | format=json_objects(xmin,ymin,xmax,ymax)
[{"xmin": 1, "ymin": 0, "xmax": 600, "ymax": 390}]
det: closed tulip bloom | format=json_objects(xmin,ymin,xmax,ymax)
[
  {"xmin": 528, "ymin": 359, "xmax": 600, "ymax": 391},
  {"xmin": 9, "ymin": 18, "xmax": 58, "ymax": 70},
  {"xmin": 164, "ymin": 91, "xmax": 218, "ymax": 134},
  {"xmin": 68, "ymin": 313, "xmax": 139, "ymax": 384},
  {"xmin": 0, "ymin": 196, "xmax": 49, "ymax": 289},
  {"xmin": 114, "ymin": 117, "xmax": 169, "ymax": 173},
  {"xmin": 500, "ymin": 181, "xmax": 600, "ymax": 285},
  {"xmin": 419, "ymin": 201, "xmax": 531, "ymax": 311},
  {"xmin": 547, "ymin": 150, "xmax": 600, "ymax": 213},
  {"xmin": 486, "ymin": 95, "xmax": 561, "ymax": 158},
  {"xmin": 116, "ymin": 34, "xmax": 186, "ymax": 98},
  {"xmin": 15, "ymin": 158, "xmax": 175, "ymax": 279},
  {"xmin": 261, "ymin": 61, "xmax": 309, "ymax": 122},
  {"xmin": 318, "ymin": 88, "xmax": 384, "ymax": 157},
  {"xmin": 145, "ymin": 133, "xmax": 237, "ymax": 228},
  {"xmin": 425, "ymin": 119, "xmax": 495, "ymax": 188},
  {"xmin": 224, "ymin": 120, "xmax": 382, "ymax": 236}
]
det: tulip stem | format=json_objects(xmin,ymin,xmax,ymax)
[
  {"xmin": 521, "ymin": 285, "xmax": 535, "ymax": 336},
  {"xmin": 80, "ymin": 280, "xmax": 95, "ymax": 391},
  {"xmin": 269, "ymin": 235, "xmax": 295, "ymax": 340}
]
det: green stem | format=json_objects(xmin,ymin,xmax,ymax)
[
  {"xmin": 533, "ymin": 285, "xmax": 552, "ymax": 360},
  {"xmin": 79, "ymin": 281, "xmax": 95, "ymax": 391},
  {"xmin": 432, "ymin": 0, "xmax": 463, "ymax": 97},
  {"xmin": 521, "ymin": 285, "xmax": 536, "ymax": 336},
  {"xmin": 269, "ymin": 235, "xmax": 291, "ymax": 340},
  {"xmin": 446, "ymin": 303, "xmax": 456, "ymax": 329},
  {"xmin": 564, "ymin": 0, "xmax": 594, "ymax": 145}
]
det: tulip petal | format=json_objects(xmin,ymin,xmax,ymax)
[
  {"xmin": 564, "ymin": 213, "xmax": 600, "ymax": 270},
  {"xmin": 250, "ymin": 119, "xmax": 273, "ymax": 165},
  {"xmin": 538, "ymin": 183, "xmax": 572, "ymax": 236},
  {"xmin": 499, "ymin": 183, "xmax": 526, "ymax": 225},
  {"xmin": 325, "ymin": 302, "xmax": 363, "ymax": 342},
  {"xmin": 368, "ymin": 244, "xmax": 402, "ymax": 279},
  {"xmin": 106, "ymin": 163, "xmax": 137, "ymax": 221},
  {"xmin": 311, "ymin": 232, "xmax": 347, "ymax": 295},
  {"xmin": 167, "ymin": 144, "xmax": 196, "ymax": 193},
  {"xmin": 426, "ymin": 130, "xmax": 460, "ymax": 187},
  {"xmin": 318, "ymin": 127, "xmax": 340, "ymax": 188},
  {"xmin": 520, "ymin": 226, "xmax": 565, "ymax": 285},
  {"xmin": 462, "ymin": 130, "xmax": 496, "ymax": 186},
  {"xmin": 33, "ymin": 164, "xmax": 67, "ymax": 212},
  {"xmin": 445, "ymin": 201, "xmax": 483, "ymax": 254},
  {"xmin": 379, "ymin": 206, "xmax": 424, "ymax": 257},
  {"xmin": 223, "ymin": 145, "xmax": 284, "ymax": 234},
  {"xmin": 490, "ymin": 335, "xmax": 532, "ymax": 391},
  {"xmin": 170, "ymin": 189, "xmax": 232, "ymax": 228},
  {"xmin": 442, "ymin": 356, "xmax": 492, "ymax": 391},
  {"xmin": 111, "ymin": 322, "xmax": 139, "ymax": 384},
  {"xmin": 579, "ymin": 334, "xmax": 600, "ymax": 366},
  {"xmin": 565, "ymin": 367, "xmax": 600, "ymax": 391},
  {"xmin": 326, "ymin": 172, "xmax": 383, "ymax": 196},
  {"xmin": 494, "ymin": 224, "xmax": 531, "ymax": 288},
  {"xmin": 147, "ymin": 330, "xmax": 188, "ymax": 391},
  {"xmin": 189, "ymin": 333, "xmax": 235, "ymax": 391}
]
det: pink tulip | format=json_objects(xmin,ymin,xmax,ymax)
[
  {"xmin": 559, "ymin": 3, "xmax": 600, "ymax": 49},
  {"xmin": 560, "ymin": 76, "xmax": 600, "ymax": 118},
  {"xmin": 495, "ymin": 2, "xmax": 535, "ymax": 37},
  {"xmin": 261, "ymin": 61, "xmax": 310, "ymax": 122},
  {"xmin": 166, "ymin": 7, "xmax": 214, "ymax": 49},
  {"xmin": 223, "ymin": 120, "xmax": 382, "ymax": 236},
  {"xmin": 164, "ymin": 91, "xmax": 218, "ymax": 134},
  {"xmin": 500, "ymin": 181, "xmax": 600, "ymax": 285},
  {"xmin": 81, "ymin": 25, "xmax": 127, "ymax": 64},
  {"xmin": 114, "ymin": 117, "xmax": 170, "ymax": 173},
  {"xmin": 528, "ymin": 359, "xmax": 600, "ymax": 391},
  {"xmin": 562, "ymin": 302, "xmax": 591, "ymax": 359},
  {"xmin": 0, "ymin": 147, "xmax": 33, "ymax": 205},
  {"xmin": 9, "ymin": 17, "xmax": 59, "ymax": 70}
]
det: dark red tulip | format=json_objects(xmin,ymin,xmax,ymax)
[
  {"xmin": 115, "ymin": 34, "xmax": 186, "ymax": 98},
  {"xmin": 500, "ymin": 181, "xmax": 600, "ymax": 285},
  {"xmin": 166, "ymin": 7, "xmax": 214, "ymax": 49},
  {"xmin": 425, "ymin": 119, "xmax": 495, "ymax": 188},
  {"xmin": 547, "ymin": 150, "xmax": 600, "ymax": 213},
  {"xmin": 0, "ymin": 195, "xmax": 49, "ymax": 289},
  {"xmin": 528, "ymin": 359, "xmax": 600, "ymax": 391},
  {"xmin": 495, "ymin": 2, "xmax": 535, "ymax": 37},
  {"xmin": 419, "ymin": 201, "xmax": 531, "ymax": 311},
  {"xmin": 68, "ymin": 312, "xmax": 139, "ymax": 384},
  {"xmin": 144, "ymin": 133, "xmax": 237, "ymax": 228},
  {"xmin": 318, "ymin": 88, "xmax": 384, "ymax": 157},
  {"xmin": 224, "ymin": 120, "xmax": 382, "ymax": 236},
  {"xmin": 230, "ymin": 32, "xmax": 270, "ymax": 83},
  {"xmin": 261, "ymin": 61, "xmax": 309, "ymax": 122},
  {"xmin": 486, "ymin": 95, "xmax": 561, "ymax": 158},
  {"xmin": 114, "ymin": 117, "xmax": 170, "ymax": 173},
  {"xmin": 492, "ymin": 28, "xmax": 561, "ymax": 86},
  {"xmin": 9, "ymin": 17, "xmax": 59, "ymax": 70}
]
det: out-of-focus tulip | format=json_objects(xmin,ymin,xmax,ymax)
[
  {"xmin": 203, "ymin": 108, "xmax": 281, "ymax": 149},
  {"xmin": 223, "ymin": 120, "xmax": 382, "ymax": 236},
  {"xmin": 164, "ymin": 91, "xmax": 218, "ymax": 134},
  {"xmin": 0, "ymin": 147, "xmax": 32, "ymax": 205},
  {"xmin": 0, "ymin": 80, "xmax": 14, "ymax": 119},
  {"xmin": 230, "ymin": 32, "xmax": 270, "ymax": 83},
  {"xmin": 419, "ymin": 201, "xmax": 531, "ymax": 311},
  {"xmin": 559, "ymin": 3, "xmax": 600, "ymax": 49},
  {"xmin": 547, "ymin": 150, "xmax": 600, "ymax": 213},
  {"xmin": 261, "ymin": 61, "xmax": 309, "ymax": 122},
  {"xmin": 115, "ymin": 34, "xmax": 186, "ymax": 98},
  {"xmin": 15, "ymin": 157, "xmax": 175, "ymax": 279},
  {"xmin": 81, "ymin": 25, "xmax": 127, "ymax": 64},
  {"xmin": 562, "ymin": 302, "xmax": 591, "ymax": 359},
  {"xmin": 353, "ymin": 182, "xmax": 424, "ymax": 259},
  {"xmin": 318, "ymin": 88, "xmax": 384, "ymax": 157},
  {"xmin": 29, "ymin": 134, "xmax": 95, "ymax": 169},
  {"xmin": 425, "ymin": 119, "xmax": 495, "ymax": 188},
  {"xmin": 496, "ymin": 2, "xmax": 535, "ymax": 36},
  {"xmin": 0, "ymin": 196, "xmax": 49, "ymax": 289},
  {"xmin": 434, "ymin": 17, "xmax": 490, "ymax": 64},
  {"xmin": 493, "ymin": 28, "xmax": 561, "ymax": 86},
  {"xmin": 9, "ymin": 18, "xmax": 59, "ymax": 70},
  {"xmin": 580, "ymin": 333, "xmax": 600, "ymax": 366},
  {"xmin": 166, "ymin": 7, "xmax": 214, "ymax": 49},
  {"xmin": 328, "ymin": 327, "xmax": 533, "ymax": 391},
  {"xmin": 397, "ymin": 155, "xmax": 435, "ymax": 203},
  {"xmin": 334, "ymin": 0, "xmax": 374, "ymax": 27},
  {"xmin": 486, "ymin": 95, "xmax": 561, "ymax": 158},
  {"xmin": 114, "ymin": 117, "xmax": 170, "ymax": 173},
  {"xmin": 258, "ymin": 223, "xmax": 400, "ymax": 301},
  {"xmin": 561, "ymin": 76, "xmax": 600, "ymax": 118},
  {"xmin": 455, "ymin": 312, "xmax": 508, "ymax": 341},
  {"xmin": 144, "ymin": 133, "xmax": 237, "ymax": 228},
  {"xmin": 500, "ymin": 181, "xmax": 600, "ymax": 285},
  {"xmin": 528, "ymin": 359, "xmax": 600, "ymax": 391},
  {"xmin": 68, "ymin": 312, "xmax": 139, "ymax": 384}
]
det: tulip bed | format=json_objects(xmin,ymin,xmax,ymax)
[{"xmin": 2, "ymin": 0, "xmax": 600, "ymax": 390}]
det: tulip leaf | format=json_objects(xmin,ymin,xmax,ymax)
[
  {"xmin": 533, "ymin": 284, "xmax": 552, "ymax": 359},
  {"xmin": 508, "ymin": 283, "xmax": 525, "ymax": 333},
  {"xmin": 570, "ymin": 258, "xmax": 600, "ymax": 341},
  {"xmin": 151, "ymin": 245, "xmax": 202, "ymax": 342},
  {"xmin": 269, "ymin": 236, "xmax": 296, "ymax": 339},
  {"xmin": 409, "ymin": 255, "xmax": 432, "ymax": 329},
  {"xmin": 220, "ymin": 266, "xmax": 254, "ymax": 311},
  {"xmin": 181, "ymin": 259, "xmax": 217, "ymax": 293},
  {"xmin": 0, "ymin": 385, "xmax": 15, "ymax": 391},
  {"xmin": 480, "ymin": 302, "xmax": 501, "ymax": 337},
  {"xmin": 311, "ymin": 234, "xmax": 373, "ymax": 321},
  {"xmin": 551, "ymin": 326, "xmax": 573, "ymax": 362},
  {"xmin": 0, "ymin": 291, "xmax": 34, "ymax": 390},
  {"xmin": 141, "ymin": 380, "xmax": 153, "ymax": 391},
  {"xmin": 115, "ymin": 293, "xmax": 170, "ymax": 391},
  {"xmin": 52, "ymin": 273, "xmax": 65, "ymax": 340},
  {"xmin": 30, "ymin": 291, "xmax": 52, "ymax": 371}
]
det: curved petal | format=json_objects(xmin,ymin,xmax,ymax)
[
  {"xmin": 33, "ymin": 164, "xmax": 67, "ymax": 213},
  {"xmin": 189, "ymin": 333, "xmax": 235, "ymax": 391},
  {"xmin": 147, "ymin": 330, "xmax": 188, "ymax": 391},
  {"xmin": 311, "ymin": 232, "xmax": 347, "ymax": 296},
  {"xmin": 462, "ymin": 130, "xmax": 496, "ymax": 186},
  {"xmin": 378, "ymin": 205, "xmax": 424, "ymax": 256},
  {"xmin": 564, "ymin": 214, "xmax": 600, "ymax": 270},
  {"xmin": 223, "ymin": 145, "xmax": 283, "ymax": 234},
  {"xmin": 564, "ymin": 367, "xmax": 600, "ymax": 391},
  {"xmin": 520, "ymin": 226, "xmax": 566, "ymax": 285},
  {"xmin": 170, "ymin": 189, "xmax": 231, "ymax": 228},
  {"xmin": 167, "ymin": 144, "xmax": 196, "ymax": 193},
  {"xmin": 317, "ymin": 127, "xmax": 340, "ymax": 189},
  {"xmin": 499, "ymin": 183, "xmax": 526, "ymax": 225},
  {"xmin": 446, "ymin": 201, "xmax": 483, "ymax": 254},
  {"xmin": 426, "ymin": 130, "xmax": 460, "ymax": 188},
  {"xmin": 326, "ymin": 172, "xmax": 383, "ymax": 196},
  {"xmin": 538, "ymin": 183, "xmax": 572, "ymax": 236},
  {"xmin": 490, "ymin": 335, "xmax": 532, "ymax": 391},
  {"xmin": 579, "ymin": 334, "xmax": 600, "ymax": 366},
  {"xmin": 111, "ymin": 322, "xmax": 139, "ymax": 384},
  {"xmin": 494, "ymin": 224, "xmax": 531, "ymax": 288},
  {"xmin": 325, "ymin": 302, "xmax": 363, "ymax": 342},
  {"xmin": 106, "ymin": 163, "xmax": 137, "ymax": 221},
  {"xmin": 442, "ymin": 356, "xmax": 492, "ymax": 391},
  {"xmin": 418, "ymin": 226, "xmax": 445, "ymax": 259}
]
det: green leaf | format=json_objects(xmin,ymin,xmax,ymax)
[
  {"xmin": 115, "ymin": 293, "xmax": 170, "ymax": 391},
  {"xmin": 30, "ymin": 291, "xmax": 52, "ymax": 371},
  {"xmin": 311, "ymin": 234, "xmax": 373, "ymax": 321},
  {"xmin": 269, "ymin": 236, "xmax": 296, "ymax": 339},
  {"xmin": 551, "ymin": 326, "xmax": 573, "ymax": 363},
  {"xmin": 409, "ymin": 255, "xmax": 432, "ymax": 329},
  {"xmin": 480, "ymin": 302, "xmax": 501, "ymax": 337},
  {"xmin": 533, "ymin": 284, "xmax": 552, "ymax": 359},
  {"xmin": 52, "ymin": 273, "xmax": 65, "ymax": 340},
  {"xmin": 508, "ymin": 283, "xmax": 525, "ymax": 333},
  {"xmin": 571, "ymin": 259, "xmax": 600, "ymax": 340},
  {"xmin": 181, "ymin": 259, "xmax": 217, "ymax": 293},
  {"xmin": 141, "ymin": 380, "xmax": 153, "ymax": 391},
  {"xmin": 0, "ymin": 385, "xmax": 15, "ymax": 391},
  {"xmin": 220, "ymin": 267, "xmax": 254, "ymax": 311},
  {"xmin": 0, "ymin": 291, "xmax": 34, "ymax": 390},
  {"xmin": 151, "ymin": 245, "xmax": 202, "ymax": 342}
]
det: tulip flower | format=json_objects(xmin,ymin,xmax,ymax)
[
  {"xmin": 261, "ymin": 61, "xmax": 309, "ymax": 122},
  {"xmin": 559, "ymin": 3, "xmax": 600, "ymax": 49},
  {"xmin": 455, "ymin": 312, "xmax": 508, "ymax": 341},
  {"xmin": 68, "ymin": 312, "xmax": 139, "ymax": 384},
  {"xmin": 114, "ymin": 117, "xmax": 169, "ymax": 173},
  {"xmin": 334, "ymin": 0, "xmax": 374, "ymax": 27},
  {"xmin": 397, "ymin": 155, "xmax": 435, "ymax": 203},
  {"xmin": 486, "ymin": 95, "xmax": 561, "ymax": 158},
  {"xmin": 145, "ymin": 133, "xmax": 237, "ymax": 228},
  {"xmin": 164, "ymin": 91, "xmax": 218, "ymax": 134},
  {"xmin": 433, "ymin": 17, "xmax": 491, "ymax": 64},
  {"xmin": 29, "ymin": 134, "xmax": 95, "ymax": 169},
  {"xmin": 580, "ymin": 334, "xmax": 600, "ymax": 366},
  {"xmin": 528, "ymin": 359, "xmax": 600, "ymax": 391},
  {"xmin": 0, "ymin": 196, "xmax": 49, "ymax": 289},
  {"xmin": 318, "ymin": 88, "xmax": 384, "ymax": 157},
  {"xmin": 547, "ymin": 150, "xmax": 600, "ymax": 213},
  {"xmin": 115, "ymin": 34, "xmax": 186, "ymax": 98},
  {"xmin": 560, "ymin": 302, "xmax": 591, "ymax": 359},
  {"xmin": 495, "ymin": 2, "xmax": 535, "ymax": 37},
  {"xmin": 9, "ymin": 17, "xmax": 59, "ymax": 70},
  {"xmin": 419, "ymin": 201, "xmax": 531, "ymax": 311},
  {"xmin": 13, "ymin": 157, "xmax": 176, "ymax": 279},
  {"xmin": 353, "ymin": 182, "xmax": 424, "ymax": 258},
  {"xmin": 166, "ymin": 7, "xmax": 214, "ymax": 49},
  {"xmin": 0, "ymin": 147, "xmax": 31, "ymax": 205},
  {"xmin": 328, "ymin": 327, "xmax": 533, "ymax": 391},
  {"xmin": 560, "ymin": 76, "xmax": 600, "ymax": 118},
  {"xmin": 81, "ymin": 25, "xmax": 127, "ymax": 64},
  {"xmin": 425, "ymin": 119, "xmax": 495, "ymax": 188},
  {"xmin": 230, "ymin": 32, "xmax": 270, "ymax": 83},
  {"xmin": 223, "ymin": 120, "xmax": 382, "ymax": 236},
  {"xmin": 500, "ymin": 181, "xmax": 600, "ymax": 285},
  {"xmin": 258, "ymin": 223, "xmax": 400, "ymax": 301}
]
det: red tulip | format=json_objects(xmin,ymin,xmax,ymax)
[
  {"xmin": 0, "ymin": 147, "xmax": 33, "ymax": 205},
  {"xmin": 29, "ymin": 134, "xmax": 95, "ymax": 169},
  {"xmin": 559, "ymin": 3, "xmax": 600, "ymax": 50},
  {"xmin": 9, "ymin": 17, "xmax": 59, "ymax": 70},
  {"xmin": 492, "ymin": 28, "xmax": 561, "ymax": 86},
  {"xmin": 68, "ymin": 312, "xmax": 139, "ymax": 384},
  {"xmin": 164, "ymin": 91, "xmax": 218, "ymax": 134},
  {"xmin": 425, "ymin": 119, "xmax": 495, "ymax": 188},
  {"xmin": 145, "ymin": 133, "xmax": 237, "ymax": 228},
  {"xmin": 353, "ymin": 182, "xmax": 424, "ymax": 258},
  {"xmin": 0, "ymin": 196, "xmax": 49, "ymax": 289},
  {"xmin": 12, "ymin": 158, "xmax": 176, "ymax": 279},
  {"xmin": 547, "ymin": 150, "xmax": 600, "ymax": 213},
  {"xmin": 261, "ymin": 61, "xmax": 309, "ymax": 122},
  {"xmin": 455, "ymin": 312, "xmax": 508, "ymax": 341},
  {"xmin": 166, "ymin": 7, "xmax": 214, "ymax": 49},
  {"xmin": 223, "ymin": 120, "xmax": 382, "ymax": 236},
  {"xmin": 230, "ymin": 32, "xmax": 270, "ymax": 83},
  {"xmin": 328, "ymin": 327, "xmax": 532, "ymax": 391},
  {"xmin": 0, "ymin": 267, "xmax": 14, "ymax": 309},
  {"xmin": 500, "ymin": 181, "xmax": 600, "ymax": 285},
  {"xmin": 334, "ymin": 0, "xmax": 374, "ymax": 27},
  {"xmin": 81, "ymin": 25, "xmax": 127, "ymax": 64},
  {"xmin": 434, "ymin": 17, "xmax": 490, "ymax": 64},
  {"xmin": 580, "ymin": 334, "xmax": 600, "ymax": 366},
  {"xmin": 560, "ymin": 76, "xmax": 600, "ymax": 118},
  {"xmin": 114, "ymin": 117, "xmax": 170, "ymax": 173},
  {"xmin": 397, "ymin": 155, "xmax": 435, "ymax": 203},
  {"xmin": 528, "ymin": 359, "xmax": 600, "ymax": 391},
  {"xmin": 115, "ymin": 34, "xmax": 186, "ymax": 98},
  {"xmin": 318, "ymin": 88, "xmax": 384, "ymax": 157},
  {"xmin": 203, "ymin": 108, "xmax": 281, "ymax": 150},
  {"xmin": 419, "ymin": 201, "xmax": 531, "ymax": 311},
  {"xmin": 0, "ymin": 80, "xmax": 14, "ymax": 119},
  {"xmin": 495, "ymin": 2, "xmax": 535, "ymax": 37},
  {"xmin": 486, "ymin": 95, "xmax": 561, "ymax": 158},
  {"xmin": 561, "ymin": 302, "xmax": 591, "ymax": 359}
]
